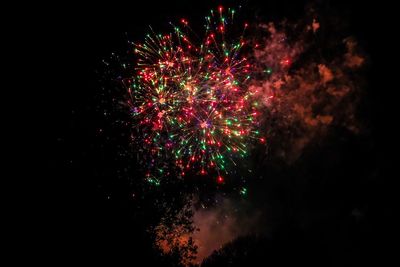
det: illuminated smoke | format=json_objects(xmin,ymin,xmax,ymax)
[
  {"xmin": 155, "ymin": 196, "xmax": 260, "ymax": 265},
  {"xmin": 192, "ymin": 197, "xmax": 260, "ymax": 263},
  {"xmin": 249, "ymin": 21, "xmax": 365, "ymax": 162}
]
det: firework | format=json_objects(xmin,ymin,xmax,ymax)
[{"xmin": 125, "ymin": 7, "xmax": 261, "ymax": 183}]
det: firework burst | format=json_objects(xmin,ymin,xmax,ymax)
[{"xmin": 125, "ymin": 7, "xmax": 261, "ymax": 183}]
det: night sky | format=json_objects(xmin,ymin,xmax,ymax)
[{"xmin": 41, "ymin": 0, "xmax": 397, "ymax": 266}]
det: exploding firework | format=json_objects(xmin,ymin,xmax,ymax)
[{"xmin": 125, "ymin": 7, "xmax": 261, "ymax": 183}]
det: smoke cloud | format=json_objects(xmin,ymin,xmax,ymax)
[
  {"xmin": 192, "ymin": 196, "xmax": 261, "ymax": 263},
  {"xmin": 249, "ymin": 21, "xmax": 365, "ymax": 162}
]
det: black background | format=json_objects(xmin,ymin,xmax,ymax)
[{"xmin": 37, "ymin": 0, "xmax": 397, "ymax": 266}]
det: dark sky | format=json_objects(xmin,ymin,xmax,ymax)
[{"xmin": 38, "ymin": 0, "xmax": 397, "ymax": 265}]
